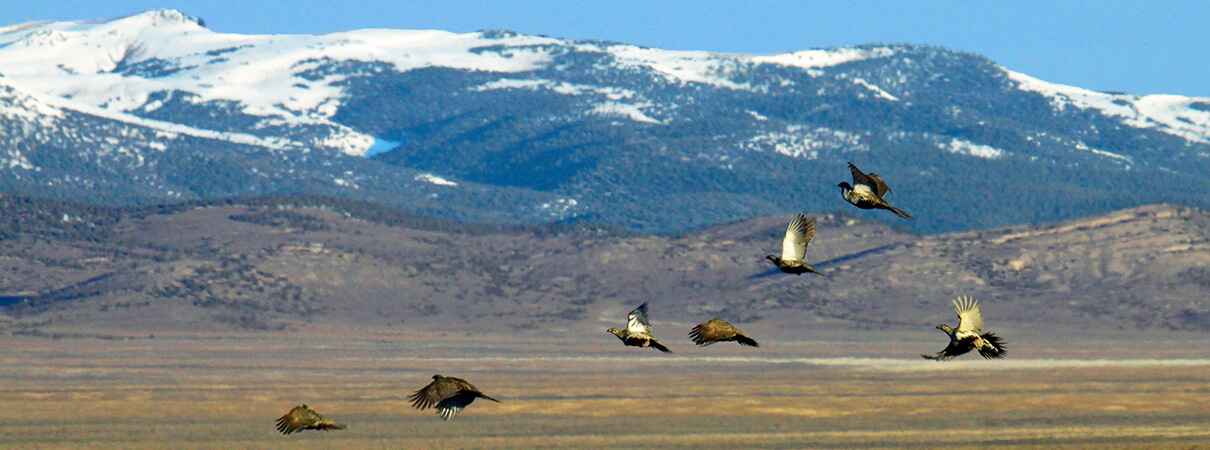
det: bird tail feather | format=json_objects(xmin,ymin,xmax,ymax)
[
  {"xmin": 736, "ymin": 335, "xmax": 760, "ymax": 347},
  {"xmin": 978, "ymin": 332, "xmax": 1007, "ymax": 359},
  {"xmin": 889, "ymin": 206, "xmax": 913, "ymax": 220},
  {"xmin": 650, "ymin": 340, "xmax": 672, "ymax": 353}
]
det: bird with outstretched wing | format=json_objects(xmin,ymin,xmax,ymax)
[
  {"xmin": 922, "ymin": 296, "xmax": 1007, "ymax": 361},
  {"xmin": 765, "ymin": 213, "xmax": 825, "ymax": 276},
  {"xmin": 408, "ymin": 374, "xmax": 500, "ymax": 420},
  {"xmin": 607, "ymin": 302, "xmax": 672, "ymax": 352},
  {"xmin": 274, "ymin": 404, "xmax": 347, "ymax": 434},
  {"xmin": 689, "ymin": 318, "xmax": 760, "ymax": 347}
]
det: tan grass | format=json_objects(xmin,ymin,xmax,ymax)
[{"xmin": 4, "ymin": 335, "xmax": 1210, "ymax": 448}]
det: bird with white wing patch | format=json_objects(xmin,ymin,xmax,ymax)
[
  {"xmin": 922, "ymin": 296, "xmax": 1007, "ymax": 361},
  {"xmin": 607, "ymin": 301, "xmax": 672, "ymax": 353},
  {"xmin": 765, "ymin": 213, "xmax": 825, "ymax": 276}
]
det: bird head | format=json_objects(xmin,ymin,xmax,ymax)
[
  {"xmin": 606, "ymin": 327, "xmax": 622, "ymax": 337},
  {"xmin": 936, "ymin": 324, "xmax": 953, "ymax": 333},
  {"xmin": 765, "ymin": 254, "xmax": 779, "ymax": 263},
  {"xmin": 837, "ymin": 182, "xmax": 852, "ymax": 192},
  {"xmin": 432, "ymin": 374, "xmax": 442, "ymax": 380}
]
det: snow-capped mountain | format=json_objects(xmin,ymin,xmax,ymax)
[{"xmin": 3, "ymin": 10, "xmax": 1210, "ymax": 232}]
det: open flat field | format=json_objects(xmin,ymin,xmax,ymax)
[{"xmin": 4, "ymin": 329, "xmax": 1210, "ymax": 449}]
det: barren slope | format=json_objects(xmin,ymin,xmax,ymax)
[{"xmin": 1, "ymin": 199, "xmax": 1207, "ymax": 338}]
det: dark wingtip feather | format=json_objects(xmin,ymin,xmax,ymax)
[
  {"xmin": 687, "ymin": 326, "xmax": 712, "ymax": 346},
  {"xmin": 736, "ymin": 335, "xmax": 760, "ymax": 347},
  {"xmin": 978, "ymin": 332, "xmax": 1008, "ymax": 359},
  {"xmin": 408, "ymin": 389, "xmax": 433, "ymax": 410}
]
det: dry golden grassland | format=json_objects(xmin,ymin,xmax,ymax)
[{"xmin": 3, "ymin": 329, "xmax": 1210, "ymax": 449}]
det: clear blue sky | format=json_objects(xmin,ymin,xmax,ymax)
[{"xmin": 6, "ymin": 1, "xmax": 1208, "ymax": 97}]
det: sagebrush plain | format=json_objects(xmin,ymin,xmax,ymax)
[{"xmin": 4, "ymin": 329, "xmax": 1210, "ymax": 449}]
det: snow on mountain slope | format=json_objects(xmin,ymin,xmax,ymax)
[
  {"xmin": 605, "ymin": 44, "xmax": 755, "ymax": 91},
  {"xmin": 0, "ymin": 10, "xmax": 561, "ymax": 156},
  {"xmin": 752, "ymin": 46, "xmax": 898, "ymax": 70},
  {"xmin": 1, "ymin": 76, "xmax": 297, "ymax": 152},
  {"xmin": 5, "ymin": 10, "xmax": 1210, "ymax": 234},
  {"xmin": 6, "ymin": 9, "xmax": 1210, "ymax": 160},
  {"xmin": 1005, "ymin": 69, "xmax": 1210, "ymax": 144}
]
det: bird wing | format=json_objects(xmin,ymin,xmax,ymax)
[
  {"xmin": 977, "ymin": 332, "xmax": 1008, "ymax": 359},
  {"xmin": 409, "ymin": 378, "xmax": 459, "ymax": 411},
  {"xmin": 627, "ymin": 302, "xmax": 652, "ymax": 334},
  {"xmin": 848, "ymin": 162, "xmax": 878, "ymax": 190},
  {"xmin": 782, "ymin": 213, "xmax": 814, "ymax": 261},
  {"xmin": 690, "ymin": 318, "xmax": 734, "ymax": 346},
  {"xmin": 865, "ymin": 173, "xmax": 892, "ymax": 198},
  {"xmin": 275, "ymin": 405, "xmax": 319, "ymax": 434},
  {"xmin": 953, "ymin": 296, "xmax": 984, "ymax": 333},
  {"xmin": 435, "ymin": 392, "xmax": 477, "ymax": 420}
]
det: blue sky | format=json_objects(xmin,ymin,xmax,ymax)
[{"xmin": 6, "ymin": 1, "xmax": 1208, "ymax": 97}]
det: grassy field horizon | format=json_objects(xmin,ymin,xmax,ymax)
[{"xmin": 4, "ymin": 330, "xmax": 1210, "ymax": 448}]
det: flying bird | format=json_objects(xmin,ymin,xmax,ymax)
[
  {"xmin": 689, "ymin": 318, "xmax": 759, "ymax": 347},
  {"xmin": 765, "ymin": 213, "xmax": 825, "ymax": 276},
  {"xmin": 408, "ymin": 374, "xmax": 500, "ymax": 420},
  {"xmin": 607, "ymin": 301, "xmax": 672, "ymax": 352},
  {"xmin": 274, "ymin": 404, "xmax": 347, "ymax": 435},
  {"xmin": 921, "ymin": 296, "xmax": 1007, "ymax": 361},
  {"xmin": 838, "ymin": 162, "xmax": 912, "ymax": 219}
]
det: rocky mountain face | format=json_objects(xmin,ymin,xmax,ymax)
[
  {"xmin": 2, "ymin": 10, "xmax": 1210, "ymax": 233},
  {"xmin": 1, "ymin": 195, "xmax": 1207, "ymax": 337}
]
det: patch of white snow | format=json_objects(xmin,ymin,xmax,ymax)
[
  {"xmin": 940, "ymin": 138, "xmax": 1006, "ymax": 159},
  {"xmin": 415, "ymin": 173, "xmax": 458, "ymax": 186},
  {"xmin": 1005, "ymin": 69, "xmax": 1210, "ymax": 143}
]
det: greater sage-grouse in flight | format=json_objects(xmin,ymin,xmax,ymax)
[
  {"xmin": 274, "ymin": 404, "xmax": 347, "ymax": 434},
  {"xmin": 607, "ymin": 301, "xmax": 672, "ymax": 353},
  {"xmin": 689, "ymin": 318, "xmax": 759, "ymax": 347},
  {"xmin": 838, "ymin": 162, "xmax": 912, "ymax": 219},
  {"xmin": 408, "ymin": 374, "xmax": 500, "ymax": 420},
  {"xmin": 921, "ymin": 296, "xmax": 1007, "ymax": 361},
  {"xmin": 765, "ymin": 213, "xmax": 825, "ymax": 276}
]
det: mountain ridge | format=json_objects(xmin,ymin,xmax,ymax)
[{"xmin": 2, "ymin": 10, "xmax": 1210, "ymax": 233}]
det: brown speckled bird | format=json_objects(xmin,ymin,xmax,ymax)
[
  {"xmin": 838, "ymin": 162, "xmax": 912, "ymax": 219},
  {"xmin": 606, "ymin": 301, "xmax": 672, "ymax": 353},
  {"xmin": 274, "ymin": 404, "xmax": 347, "ymax": 435},
  {"xmin": 765, "ymin": 213, "xmax": 825, "ymax": 276},
  {"xmin": 408, "ymin": 374, "xmax": 500, "ymax": 420},
  {"xmin": 689, "ymin": 318, "xmax": 759, "ymax": 347}
]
